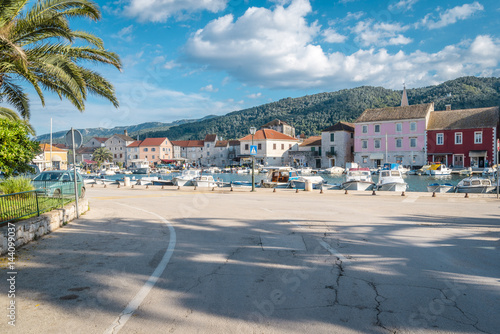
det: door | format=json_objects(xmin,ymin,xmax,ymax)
[
  {"xmin": 330, "ymin": 158, "xmax": 335, "ymax": 167},
  {"xmin": 453, "ymin": 154, "xmax": 463, "ymax": 168},
  {"xmin": 315, "ymin": 159, "xmax": 321, "ymax": 169},
  {"xmin": 478, "ymin": 157, "xmax": 485, "ymax": 168}
]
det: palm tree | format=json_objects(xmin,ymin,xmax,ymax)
[
  {"xmin": 0, "ymin": 0, "xmax": 121, "ymax": 120},
  {"xmin": 92, "ymin": 147, "xmax": 113, "ymax": 167}
]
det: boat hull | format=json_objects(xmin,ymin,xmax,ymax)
[
  {"xmin": 377, "ymin": 182, "xmax": 407, "ymax": 192},
  {"xmin": 261, "ymin": 182, "xmax": 289, "ymax": 188},
  {"xmin": 427, "ymin": 184, "xmax": 454, "ymax": 193},
  {"xmin": 455, "ymin": 186, "xmax": 496, "ymax": 193},
  {"xmin": 193, "ymin": 180, "xmax": 218, "ymax": 188},
  {"xmin": 342, "ymin": 181, "xmax": 374, "ymax": 191}
]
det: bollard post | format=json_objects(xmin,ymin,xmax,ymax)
[
  {"xmin": 273, "ymin": 188, "xmax": 276, "ymax": 193},
  {"xmin": 465, "ymin": 193, "xmax": 469, "ymax": 198},
  {"xmin": 344, "ymin": 189, "xmax": 348, "ymax": 195},
  {"xmin": 372, "ymin": 190, "xmax": 376, "ymax": 195},
  {"xmin": 401, "ymin": 191, "xmax": 405, "ymax": 196},
  {"xmin": 296, "ymin": 188, "xmax": 299, "ymax": 193},
  {"xmin": 432, "ymin": 192, "xmax": 436, "ymax": 197}
]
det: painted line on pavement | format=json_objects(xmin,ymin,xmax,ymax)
[
  {"xmin": 319, "ymin": 241, "xmax": 350, "ymax": 263},
  {"xmin": 104, "ymin": 203, "xmax": 176, "ymax": 334}
]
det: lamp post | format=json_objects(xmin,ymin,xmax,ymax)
[{"xmin": 250, "ymin": 127, "xmax": 257, "ymax": 192}]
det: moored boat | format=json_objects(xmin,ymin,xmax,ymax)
[
  {"xmin": 427, "ymin": 163, "xmax": 452, "ymax": 176},
  {"xmin": 290, "ymin": 175, "xmax": 325, "ymax": 189},
  {"xmin": 427, "ymin": 183, "xmax": 454, "ymax": 193},
  {"xmin": 261, "ymin": 167, "xmax": 299, "ymax": 188},
  {"xmin": 376, "ymin": 164, "xmax": 408, "ymax": 192},
  {"xmin": 172, "ymin": 169, "xmax": 200, "ymax": 186},
  {"xmin": 455, "ymin": 177, "xmax": 495, "ymax": 193},
  {"xmin": 342, "ymin": 167, "xmax": 374, "ymax": 191},
  {"xmin": 193, "ymin": 175, "xmax": 218, "ymax": 188}
]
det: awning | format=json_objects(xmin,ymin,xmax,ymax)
[
  {"xmin": 83, "ymin": 159, "xmax": 97, "ymax": 164},
  {"xmin": 370, "ymin": 153, "xmax": 384, "ymax": 160},
  {"xmin": 51, "ymin": 155, "xmax": 62, "ymax": 161},
  {"xmin": 161, "ymin": 159, "xmax": 177, "ymax": 163},
  {"xmin": 469, "ymin": 150, "xmax": 487, "ymax": 158}
]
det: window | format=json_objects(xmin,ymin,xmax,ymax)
[
  {"xmin": 474, "ymin": 131, "xmax": 482, "ymax": 144},
  {"xmin": 362, "ymin": 156, "xmax": 368, "ymax": 164},
  {"xmin": 436, "ymin": 133, "xmax": 444, "ymax": 145},
  {"xmin": 410, "ymin": 138, "xmax": 417, "ymax": 148},
  {"xmin": 245, "ymin": 144, "xmax": 249, "ymax": 150},
  {"xmin": 289, "ymin": 144, "xmax": 292, "ymax": 149},
  {"xmin": 374, "ymin": 139, "xmax": 381, "ymax": 149},
  {"xmin": 152, "ymin": 155, "xmax": 155, "ymax": 159},
  {"xmin": 374, "ymin": 124, "xmax": 380, "ymax": 133},
  {"xmin": 330, "ymin": 146, "xmax": 335, "ymax": 154},
  {"xmin": 144, "ymin": 148, "xmax": 148, "ymax": 152},
  {"xmin": 410, "ymin": 122, "xmax": 417, "ymax": 131},
  {"xmin": 151, "ymin": 148, "xmax": 156, "ymax": 152},
  {"xmin": 207, "ymin": 143, "xmax": 210, "ymax": 148},
  {"xmin": 273, "ymin": 143, "xmax": 277, "ymax": 150},
  {"xmin": 362, "ymin": 140, "xmax": 368, "ymax": 149},
  {"xmin": 330, "ymin": 133, "xmax": 334, "ymax": 142},
  {"xmin": 351, "ymin": 133, "xmax": 353, "ymax": 138},
  {"xmin": 396, "ymin": 123, "xmax": 402, "ymax": 132},
  {"xmin": 281, "ymin": 144, "xmax": 284, "ymax": 150},
  {"xmin": 396, "ymin": 138, "xmax": 402, "ymax": 148},
  {"xmin": 362, "ymin": 125, "xmax": 368, "ymax": 134},
  {"xmin": 258, "ymin": 143, "xmax": 262, "ymax": 150},
  {"xmin": 455, "ymin": 132, "xmax": 463, "ymax": 145}
]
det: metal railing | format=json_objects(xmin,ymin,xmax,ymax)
[{"xmin": 0, "ymin": 190, "xmax": 68, "ymax": 226}]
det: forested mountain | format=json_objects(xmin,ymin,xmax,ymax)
[{"xmin": 141, "ymin": 76, "xmax": 500, "ymax": 141}]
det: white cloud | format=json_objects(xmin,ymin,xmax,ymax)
[
  {"xmin": 123, "ymin": 0, "xmax": 228, "ymax": 22},
  {"xmin": 419, "ymin": 2, "xmax": 484, "ymax": 29},
  {"xmin": 322, "ymin": 28, "xmax": 347, "ymax": 43},
  {"xmin": 388, "ymin": 0, "xmax": 419, "ymax": 12},
  {"xmin": 112, "ymin": 25, "xmax": 134, "ymax": 42},
  {"xmin": 200, "ymin": 84, "xmax": 219, "ymax": 92},
  {"xmin": 353, "ymin": 20, "xmax": 411, "ymax": 47},
  {"xmin": 247, "ymin": 93, "xmax": 262, "ymax": 99}
]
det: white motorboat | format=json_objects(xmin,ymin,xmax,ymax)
[
  {"xmin": 172, "ymin": 169, "xmax": 201, "ymax": 186},
  {"xmin": 136, "ymin": 177, "xmax": 159, "ymax": 185},
  {"xmin": 427, "ymin": 183, "xmax": 454, "ymax": 193},
  {"xmin": 193, "ymin": 175, "xmax": 218, "ymax": 188},
  {"xmin": 290, "ymin": 175, "xmax": 325, "ymax": 189},
  {"xmin": 427, "ymin": 163, "xmax": 452, "ymax": 176},
  {"xmin": 319, "ymin": 166, "xmax": 345, "ymax": 175},
  {"xmin": 342, "ymin": 168, "xmax": 375, "ymax": 191},
  {"xmin": 376, "ymin": 164, "xmax": 408, "ymax": 192},
  {"xmin": 455, "ymin": 177, "xmax": 495, "ymax": 193},
  {"xmin": 297, "ymin": 167, "xmax": 314, "ymax": 175},
  {"xmin": 261, "ymin": 167, "xmax": 299, "ymax": 188}
]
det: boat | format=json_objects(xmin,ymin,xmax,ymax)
[
  {"xmin": 319, "ymin": 166, "xmax": 345, "ymax": 175},
  {"xmin": 261, "ymin": 167, "xmax": 300, "ymax": 188},
  {"xmin": 482, "ymin": 165, "xmax": 497, "ymax": 176},
  {"xmin": 427, "ymin": 163, "xmax": 452, "ymax": 176},
  {"xmin": 172, "ymin": 169, "xmax": 201, "ymax": 186},
  {"xmin": 193, "ymin": 175, "xmax": 218, "ymax": 188},
  {"xmin": 376, "ymin": 164, "xmax": 408, "ymax": 192},
  {"xmin": 128, "ymin": 159, "xmax": 151, "ymax": 174},
  {"xmin": 290, "ymin": 175, "xmax": 325, "ymax": 189},
  {"xmin": 341, "ymin": 167, "xmax": 375, "ymax": 191},
  {"xmin": 151, "ymin": 179, "xmax": 174, "ymax": 186},
  {"xmin": 297, "ymin": 167, "xmax": 314, "ymax": 175},
  {"xmin": 136, "ymin": 177, "xmax": 159, "ymax": 185},
  {"xmin": 415, "ymin": 164, "xmax": 431, "ymax": 175},
  {"xmin": 427, "ymin": 183, "xmax": 454, "ymax": 193},
  {"xmin": 455, "ymin": 177, "xmax": 496, "ymax": 193}
]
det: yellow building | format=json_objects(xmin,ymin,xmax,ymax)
[{"xmin": 32, "ymin": 144, "xmax": 68, "ymax": 170}]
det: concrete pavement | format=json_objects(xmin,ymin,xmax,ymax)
[{"xmin": 1, "ymin": 186, "xmax": 499, "ymax": 333}]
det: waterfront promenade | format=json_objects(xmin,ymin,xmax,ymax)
[{"xmin": 1, "ymin": 186, "xmax": 499, "ymax": 333}]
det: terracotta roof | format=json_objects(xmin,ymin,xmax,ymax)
[
  {"xmin": 76, "ymin": 147, "xmax": 95, "ymax": 154},
  {"xmin": 171, "ymin": 140, "xmax": 205, "ymax": 147},
  {"xmin": 93, "ymin": 137, "xmax": 108, "ymax": 143},
  {"xmin": 110, "ymin": 134, "xmax": 135, "ymax": 142},
  {"xmin": 127, "ymin": 140, "xmax": 142, "ymax": 147},
  {"xmin": 261, "ymin": 119, "xmax": 290, "ymax": 128},
  {"xmin": 53, "ymin": 143, "xmax": 69, "ymax": 149},
  {"xmin": 355, "ymin": 103, "xmax": 434, "ymax": 123},
  {"xmin": 39, "ymin": 144, "xmax": 66, "ymax": 152},
  {"xmin": 228, "ymin": 140, "xmax": 240, "ymax": 146},
  {"xmin": 300, "ymin": 136, "xmax": 322, "ymax": 147},
  {"xmin": 322, "ymin": 121, "xmax": 355, "ymax": 132},
  {"xmin": 140, "ymin": 137, "xmax": 168, "ymax": 146},
  {"xmin": 215, "ymin": 140, "xmax": 228, "ymax": 147},
  {"xmin": 204, "ymin": 134, "xmax": 217, "ymax": 142},
  {"xmin": 427, "ymin": 107, "xmax": 499, "ymax": 130},
  {"xmin": 240, "ymin": 129, "xmax": 298, "ymax": 141}
]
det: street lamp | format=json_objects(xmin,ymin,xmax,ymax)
[{"xmin": 250, "ymin": 127, "xmax": 257, "ymax": 192}]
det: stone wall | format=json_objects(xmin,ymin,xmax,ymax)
[{"xmin": 0, "ymin": 199, "xmax": 89, "ymax": 255}]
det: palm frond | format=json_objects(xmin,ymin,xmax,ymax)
[{"xmin": 0, "ymin": 79, "xmax": 29, "ymax": 118}]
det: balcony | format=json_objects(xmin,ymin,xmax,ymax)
[{"xmin": 326, "ymin": 151, "xmax": 336, "ymax": 158}]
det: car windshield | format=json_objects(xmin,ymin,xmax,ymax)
[{"xmin": 33, "ymin": 172, "xmax": 63, "ymax": 181}]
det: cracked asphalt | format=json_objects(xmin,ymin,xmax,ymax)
[{"xmin": 1, "ymin": 186, "xmax": 499, "ymax": 333}]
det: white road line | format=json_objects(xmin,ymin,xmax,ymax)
[
  {"xmin": 403, "ymin": 196, "xmax": 418, "ymax": 203},
  {"xmin": 319, "ymin": 241, "xmax": 350, "ymax": 263},
  {"xmin": 104, "ymin": 204, "xmax": 176, "ymax": 334}
]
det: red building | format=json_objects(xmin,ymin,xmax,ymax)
[{"xmin": 426, "ymin": 106, "xmax": 499, "ymax": 168}]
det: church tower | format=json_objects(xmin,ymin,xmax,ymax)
[{"xmin": 401, "ymin": 83, "xmax": 409, "ymax": 106}]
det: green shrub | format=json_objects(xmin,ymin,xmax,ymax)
[{"xmin": 0, "ymin": 176, "xmax": 34, "ymax": 194}]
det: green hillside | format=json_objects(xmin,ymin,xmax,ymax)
[{"xmin": 142, "ymin": 76, "xmax": 500, "ymax": 141}]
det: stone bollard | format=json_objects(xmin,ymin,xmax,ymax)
[
  {"xmin": 124, "ymin": 177, "xmax": 131, "ymax": 187},
  {"xmin": 273, "ymin": 188, "xmax": 276, "ymax": 193},
  {"xmin": 372, "ymin": 190, "xmax": 376, "ymax": 195},
  {"xmin": 401, "ymin": 191, "xmax": 405, "ymax": 196},
  {"xmin": 345, "ymin": 189, "xmax": 348, "ymax": 195},
  {"xmin": 465, "ymin": 193, "xmax": 469, "ymax": 198},
  {"xmin": 146, "ymin": 185, "xmax": 149, "ymax": 189},
  {"xmin": 230, "ymin": 186, "xmax": 233, "ymax": 192},
  {"xmin": 296, "ymin": 188, "xmax": 299, "ymax": 193},
  {"xmin": 432, "ymin": 192, "xmax": 436, "ymax": 197},
  {"xmin": 131, "ymin": 185, "xmax": 134, "ymax": 189},
  {"xmin": 304, "ymin": 180, "xmax": 313, "ymax": 192}
]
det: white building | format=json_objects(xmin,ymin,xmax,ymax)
[
  {"xmin": 288, "ymin": 136, "xmax": 322, "ymax": 168},
  {"xmin": 104, "ymin": 131, "xmax": 135, "ymax": 166},
  {"xmin": 321, "ymin": 122, "xmax": 355, "ymax": 168},
  {"xmin": 239, "ymin": 129, "xmax": 299, "ymax": 166}
]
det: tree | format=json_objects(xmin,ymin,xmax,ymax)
[
  {"xmin": 0, "ymin": 0, "xmax": 122, "ymax": 119},
  {"xmin": 0, "ymin": 118, "xmax": 40, "ymax": 177},
  {"xmin": 92, "ymin": 147, "xmax": 112, "ymax": 166}
]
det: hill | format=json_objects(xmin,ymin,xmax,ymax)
[{"xmin": 141, "ymin": 76, "xmax": 500, "ymax": 140}]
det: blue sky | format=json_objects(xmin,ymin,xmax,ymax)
[{"xmin": 30, "ymin": 0, "xmax": 500, "ymax": 135}]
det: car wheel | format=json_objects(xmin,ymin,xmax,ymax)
[{"xmin": 80, "ymin": 187, "xmax": 86, "ymax": 199}]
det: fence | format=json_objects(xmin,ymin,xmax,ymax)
[{"xmin": 0, "ymin": 190, "xmax": 70, "ymax": 226}]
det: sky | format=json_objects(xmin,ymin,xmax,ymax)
[{"xmin": 28, "ymin": 0, "xmax": 500, "ymax": 135}]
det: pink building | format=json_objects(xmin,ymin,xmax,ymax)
[
  {"xmin": 354, "ymin": 103, "xmax": 434, "ymax": 168},
  {"xmin": 126, "ymin": 137, "xmax": 173, "ymax": 166}
]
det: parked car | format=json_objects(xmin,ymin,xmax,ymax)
[{"xmin": 32, "ymin": 170, "xmax": 85, "ymax": 198}]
